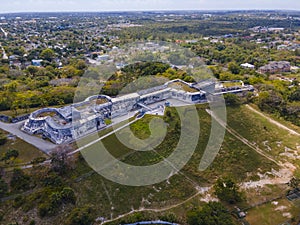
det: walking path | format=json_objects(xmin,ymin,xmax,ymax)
[
  {"xmin": 246, "ymin": 104, "xmax": 300, "ymax": 136},
  {"xmin": 2, "ymin": 104, "xmax": 297, "ymax": 223},
  {"xmin": 100, "ymin": 187, "xmax": 210, "ymax": 225},
  {"xmin": 206, "ymin": 109, "xmax": 280, "ymax": 166}
]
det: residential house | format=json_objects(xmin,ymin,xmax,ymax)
[
  {"xmin": 240, "ymin": 63, "xmax": 255, "ymax": 69},
  {"xmin": 258, "ymin": 61, "xmax": 291, "ymax": 74}
]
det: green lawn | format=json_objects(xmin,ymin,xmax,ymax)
[
  {"xmin": 222, "ymin": 81, "xmax": 243, "ymax": 88},
  {"xmin": 246, "ymin": 198, "xmax": 299, "ymax": 225},
  {"xmin": 0, "ymin": 129, "xmax": 47, "ymax": 166}
]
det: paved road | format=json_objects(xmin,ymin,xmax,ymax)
[
  {"xmin": 0, "ymin": 27, "xmax": 8, "ymax": 38},
  {"xmin": 0, "ymin": 121, "xmax": 56, "ymax": 155}
]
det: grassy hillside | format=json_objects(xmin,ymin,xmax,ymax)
[{"xmin": 1, "ymin": 104, "xmax": 300, "ymax": 224}]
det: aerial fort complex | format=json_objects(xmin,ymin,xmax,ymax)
[{"xmin": 22, "ymin": 79, "xmax": 254, "ymax": 144}]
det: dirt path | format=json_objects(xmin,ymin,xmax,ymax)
[
  {"xmin": 100, "ymin": 187, "xmax": 210, "ymax": 225},
  {"xmin": 100, "ymin": 108, "xmax": 296, "ymax": 224},
  {"xmin": 241, "ymin": 162, "xmax": 295, "ymax": 189},
  {"xmin": 246, "ymin": 105, "xmax": 300, "ymax": 136},
  {"xmin": 206, "ymin": 108, "xmax": 296, "ymax": 189},
  {"xmin": 206, "ymin": 109, "xmax": 281, "ymax": 166},
  {"xmin": 100, "ymin": 163, "xmax": 295, "ymax": 225}
]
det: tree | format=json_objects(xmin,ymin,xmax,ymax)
[
  {"xmin": 10, "ymin": 168, "xmax": 31, "ymax": 191},
  {"xmin": 38, "ymin": 202, "xmax": 53, "ymax": 218},
  {"xmin": 0, "ymin": 133, "xmax": 7, "ymax": 146},
  {"xmin": 187, "ymin": 202, "xmax": 234, "ymax": 225},
  {"xmin": 2, "ymin": 149, "xmax": 19, "ymax": 165},
  {"xmin": 289, "ymin": 88, "xmax": 300, "ymax": 101},
  {"xmin": 42, "ymin": 172, "xmax": 63, "ymax": 187},
  {"xmin": 257, "ymin": 90, "xmax": 284, "ymax": 113},
  {"xmin": 26, "ymin": 66, "xmax": 39, "ymax": 76},
  {"xmin": 214, "ymin": 177, "xmax": 244, "ymax": 204},
  {"xmin": 72, "ymin": 59, "xmax": 87, "ymax": 70},
  {"xmin": 288, "ymin": 177, "xmax": 300, "ymax": 189},
  {"xmin": 224, "ymin": 93, "xmax": 241, "ymax": 106},
  {"xmin": 219, "ymin": 72, "xmax": 236, "ymax": 81},
  {"xmin": 40, "ymin": 48, "xmax": 55, "ymax": 62},
  {"xmin": 0, "ymin": 178, "xmax": 8, "ymax": 198},
  {"xmin": 50, "ymin": 191, "xmax": 63, "ymax": 208},
  {"xmin": 65, "ymin": 206, "xmax": 94, "ymax": 225},
  {"xmin": 61, "ymin": 187, "xmax": 76, "ymax": 204},
  {"xmin": 2, "ymin": 149, "xmax": 19, "ymax": 162},
  {"xmin": 228, "ymin": 62, "xmax": 240, "ymax": 75},
  {"xmin": 50, "ymin": 149, "xmax": 68, "ymax": 175},
  {"xmin": 208, "ymin": 65, "xmax": 222, "ymax": 79}
]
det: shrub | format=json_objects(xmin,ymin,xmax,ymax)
[
  {"xmin": 214, "ymin": 177, "xmax": 244, "ymax": 204},
  {"xmin": 0, "ymin": 178, "xmax": 8, "ymax": 198},
  {"xmin": 2, "ymin": 149, "xmax": 19, "ymax": 161},
  {"xmin": 31, "ymin": 157, "xmax": 46, "ymax": 165},
  {"xmin": 0, "ymin": 134, "xmax": 7, "ymax": 146},
  {"xmin": 38, "ymin": 203, "xmax": 51, "ymax": 217},
  {"xmin": 13, "ymin": 195, "xmax": 25, "ymax": 208},
  {"xmin": 187, "ymin": 202, "xmax": 234, "ymax": 225},
  {"xmin": 65, "ymin": 206, "xmax": 94, "ymax": 225},
  {"xmin": 10, "ymin": 168, "xmax": 31, "ymax": 192},
  {"xmin": 61, "ymin": 187, "xmax": 76, "ymax": 204},
  {"xmin": 42, "ymin": 173, "xmax": 63, "ymax": 187}
]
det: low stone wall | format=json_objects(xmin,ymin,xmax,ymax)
[
  {"xmin": 0, "ymin": 115, "xmax": 10, "ymax": 123},
  {"xmin": 0, "ymin": 114, "xmax": 29, "ymax": 123}
]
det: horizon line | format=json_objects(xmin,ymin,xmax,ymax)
[{"xmin": 0, "ymin": 9, "xmax": 300, "ymax": 15}]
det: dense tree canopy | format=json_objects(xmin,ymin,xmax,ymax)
[
  {"xmin": 187, "ymin": 202, "xmax": 234, "ymax": 225},
  {"xmin": 214, "ymin": 177, "xmax": 244, "ymax": 204},
  {"xmin": 40, "ymin": 48, "xmax": 56, "ymax": 62}
]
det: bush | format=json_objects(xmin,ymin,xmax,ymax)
[
  {"xmin": 50, "ymin": 192, "xmax": 63, "ymax": 208},
  {"xmin": 38, "ymin": 203, "xmax": 51, "ymax": 218},
  {"xmin": 214, "ymin": 177, "xmax": 244, "ymax": 204},
  {"xmin": 224, "ymin": 93, "xmax": 241, "ymax": 106},
  {"xmin": 158, "ymin": 213, "xmax": 178, "ymax": 223},
  {"xmin": 187, "ymin": 202, "xmax": 234, "ymax": 225},
  {"xmin": 38, "ymin": 187, "xmax": 76, "ymax": 218},
  {"xmin": 38, "ymin": 201, "xmax": 59, "ymax": 218},
  {"xmin": 42, "ymin": 173, "xmax": 63, "ymax": 187},
  {"xmin": 65, "ymin": 206, "xmax": 94, "ymax": 225},
  {"xmin": 31, "ymin": 157, "xmax": 46, "ymax": 165},
  {"xmin": 0, "ymin": 134, "xmax": 7, "ymax": 146},
  {"xmin": 13, "ymin": 195, "xmax": 25, "ymax": 208},
  {"xmin": 10, "ymin": 168, "xmax": 31, "ymax": 192},
  {"xmin": 2, "ymin": 149, "xmax": 19, "ymax": 161},
  {"xmin": 0, "ymin": 210, "xmax": 3, "ymax": 221},
  {"xmin": 0, "ymin": 178, "xmax": 8, "ymax": 198},
  {"xmin": 61, "ymin": 187, "xmax": 76, "ymax": 204}
]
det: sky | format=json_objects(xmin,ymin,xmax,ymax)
[{"xmin": 0, "ymin": 0, "xmax": 300, "ymax": 13}]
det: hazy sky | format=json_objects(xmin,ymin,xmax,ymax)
[{"xmin": 0, "ymin": 0, "xmax": 300, "ymax": 13}]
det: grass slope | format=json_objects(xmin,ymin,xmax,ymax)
[{"xmin": 2, "ymin": 104, "xmax": 300, "ymax": 224}]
